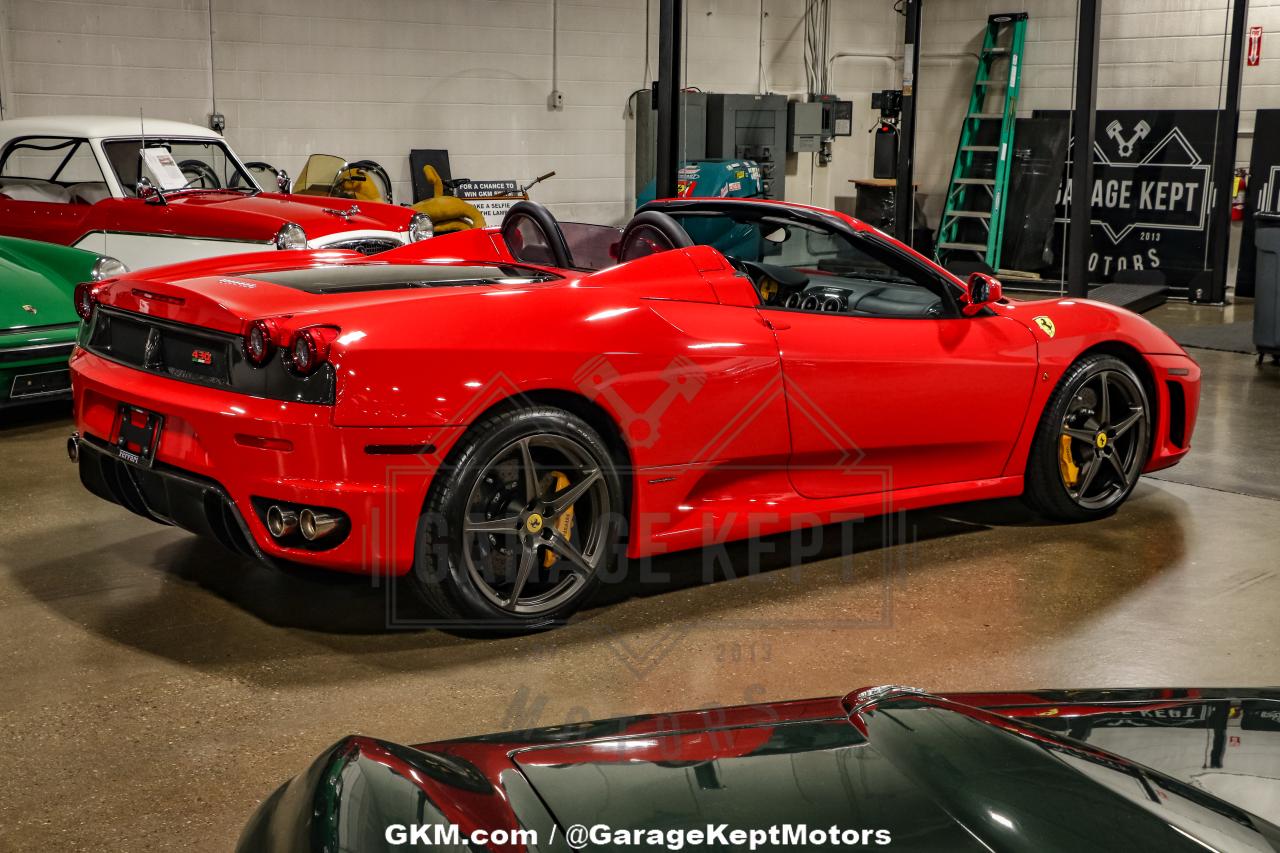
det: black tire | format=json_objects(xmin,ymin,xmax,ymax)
[
  {"xmin": 1023, "ymin": 354, "xmax": 1152, "ymax": 522},
  {"xmin": 411, "ymin": 406, "xmax": 623, "ymax": 631}
]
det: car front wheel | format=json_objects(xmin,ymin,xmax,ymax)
[
  {"xmin": 1023, "ymin": 354, "xmax": 1152, "ymax": 522},
  {"xmin": 412, "ymin": 406, "xmax": 623, "ymax": 630}
]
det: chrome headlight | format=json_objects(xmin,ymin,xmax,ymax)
[
  {"xmin": 90, "ymin": 255, "xmax": 128, "ymax": 281},
  {"xmin": 408, "ymin": 212, "xmax": 433, "ymax": 242},
  {"xmin": 274, "ymin": 222, "xmax": 307, "ymax": 250}
]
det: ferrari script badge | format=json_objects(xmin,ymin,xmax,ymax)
[
  {"xmin": 21, "ymin": 304, "xmax": 36, "ymax": 315},
  {"xmin": 525, "ymin": 513, "xmax": 545, "ymax": 534},
  {"xmin": 1033, "ymin": 316, "xmax": 1056, "ymax": 338}
]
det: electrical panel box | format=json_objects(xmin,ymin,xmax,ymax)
[
  {"xmin": 634, "ymin": 89, "xmax": 707, "ymax": 196},
  {"xmin": 815, "ymin": 95, "xmax": 855, "ymax": 139},
  {"xmin": 705, "ymin": 93, "xmax": 788, "ymax": 199},
  {"xmin": 788, "ymin": 101, "xmax": 823, "ymax": 153}
]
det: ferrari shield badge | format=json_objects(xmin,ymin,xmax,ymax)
[
  {"xmin": 22, "ymin": 304, "xmax": 36, "ymax": 315},
  {"xmin": 1033, "ymin": 316, "xmax": 1056, "ymax": 338}
]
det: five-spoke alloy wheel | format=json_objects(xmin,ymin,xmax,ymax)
[
  {"xmin": 412, "ymin": 406, "xmax": 622, "ymax": 630},
  {"xmin": 1024, "ymin": 354, "xmax": 1152, "ymax": 521}
]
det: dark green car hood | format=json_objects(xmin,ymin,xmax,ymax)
[
  {"xmin": 0, "ymin": 236, "xmax": 98, "ymax": 331},
  {"xmin": 510, "ymin": 692, "xmax": 1280, "ymax": 852}
]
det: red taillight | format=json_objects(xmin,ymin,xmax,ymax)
[
  {"xmin": 243, "ymin": 319, "xmax": 275, "ymax": 367},
  {"xmin": 73, "ymin": 283, "xmax": 96, "ymax": 320},
  {"xmin": 289, "ymin": 326, "xmax": 340, "ymax": 375}
]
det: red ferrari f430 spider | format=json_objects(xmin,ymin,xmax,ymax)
[{"xmin": 68, "ymin": 198, "xmax": 1200, "ymax": 628}]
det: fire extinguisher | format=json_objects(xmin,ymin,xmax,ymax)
[{"xmin": 1233, "ymin": 169, "xmax": 1248, "ymax": 222}]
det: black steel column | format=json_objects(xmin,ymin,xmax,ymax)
[
  {"xmin": 1068, "ymin": 0, "xmax": 1100, "ymax": 298},
  {"xmin": 894, "ymin": 0, "xmax": 921, "ymax": 244},
  {"xmin": 1205, "ymin": 0, "xmax": 1249, "ymax": 303},
  {"xmin": 655, "ymin": 0, "xmax": 683, "ymax": 200}
]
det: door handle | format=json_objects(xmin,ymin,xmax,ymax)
[{"xmin": 764, "ymin": 316, "xmax": 791, "ymax": 331}]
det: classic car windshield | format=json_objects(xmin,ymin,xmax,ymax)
[
  {"xmin": 102, "ymin": 138, "xmax": 260, "ymax": 196},
  {"xmin": 292, "ymin": 154, "xmax": 347, "ymax": 195}
]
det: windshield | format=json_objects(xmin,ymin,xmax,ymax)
[
  {"xmin": 102, "ymin": 138, "xmax": 260, "ymax": 196},
  {"xmin": 661, "ymin": 206, "xmax": 958, "ymax": 318},
  {"xmin": 293, "ymin": 154, "xmax": 347, "ymax": 196},
  {"xmin": 667, "ymin": 211, "xmax": 917, "ymax": 284}
]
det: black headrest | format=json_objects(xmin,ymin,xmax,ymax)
[
  {"xmin": 501, "ymin": 200, "xmax": 571, "ymax": 269},
  {"xmin": 617, "ymin": 210, "xmax": 694, "ymax": 262}
]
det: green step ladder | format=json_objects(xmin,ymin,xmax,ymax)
[{"xmin": 936, "ymin": 12, "xmax": 1028, "ymax": 271}]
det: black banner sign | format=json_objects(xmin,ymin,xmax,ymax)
[
  {"xmin": 1038, "ymin": 109, "xmax": 1223, "ymax": 297},
  {"xmin": 1237, "ymin": 109, "xmax": 1280, "ymax": 297},
  {"xmin": 1242, "ymin": 700, "xmax": 1280, "ymax": 732}
]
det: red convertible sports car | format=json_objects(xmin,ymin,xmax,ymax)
[{"xmin": 67, "ymin": 198, "xmax": 1200, "ymax": 628}]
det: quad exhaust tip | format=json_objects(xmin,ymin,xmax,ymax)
[{"xmin": 299, "ymin": 508, "xmax": 339, "ymax": 541}]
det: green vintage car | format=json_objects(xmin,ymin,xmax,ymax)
[{"xmin": 1, "ymin": 236, "xmax": 125, "ymax": 407}]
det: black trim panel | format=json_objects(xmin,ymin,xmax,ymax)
[
  {"xmin": 364, "ymin": 443, "xmax": 436, "ymax": 455},
  {"xmin": 0, "ymin": 342, "xmax": 75, "ymax": 363},
  {"xmin": 85, "ymin": 307, "xmax": 335, "ymax": 404}
]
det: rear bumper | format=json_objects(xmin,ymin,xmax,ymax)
[
  {"xmin": 0, "ymin": 327, "xmax": 77, "ymax": 405},
  {"xmin": 70, "ymin": 348, "xmax": 463, "ymax": 574},
  {"xmin": 1143, "ymin": 352, "xmax": 1201, "ymax": 473},
  {"xmin": 77, "ymin": 434, "xmax": 265, "ymax": 559}
]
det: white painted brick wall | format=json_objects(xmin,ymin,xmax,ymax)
[{"xmin": 0, "ymin": 0, "xmax": 1268, "ymax": 223}]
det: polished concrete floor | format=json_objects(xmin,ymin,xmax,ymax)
[{"xmin": 2, "ymin": 305, "xmax": 1279, "ymax": 851}]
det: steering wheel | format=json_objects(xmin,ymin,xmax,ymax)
[{"xmin": 178, "ymin": 159, "xmax": 220, "ymax": 189}]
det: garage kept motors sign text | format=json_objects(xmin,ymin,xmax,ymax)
[{"xmin": 1038, "ymin": 109, "xmax": 1221, "ymax": 297}]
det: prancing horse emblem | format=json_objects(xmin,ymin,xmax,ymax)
[
  {"xmin": 1033, "ymin": 316, "xmax": 1056, "ymax": 338},
  {"xmin": 21, "ymin": 304, "xmax": 36, "ymax": 315}
]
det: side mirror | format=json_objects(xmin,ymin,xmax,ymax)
[
  {"xmin": 964, "ymin": 272, "xmax": 1002, "ymax": 316},
  {"xmin": 135, "ymin": 176, "xmax": 165, "ymax": 205},
  {"xmin": 275, "ymin": 169, "xmax": 291, "ymax": 194}
]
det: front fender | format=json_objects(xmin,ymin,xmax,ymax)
[{"xmin": 996, "ymin": 297, "xmax": 1199, "ymax": 478}]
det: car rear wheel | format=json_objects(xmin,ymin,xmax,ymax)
[
  {"xmin": 412, "ymin": 406, "xmax": 622, "ymax": 630},
  {"xmin": 1023, "ymin": 354, "xmax": 1152, "ymax": 522}
]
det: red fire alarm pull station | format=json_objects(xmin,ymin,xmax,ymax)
[{"xmin": 1248, "ymin": 25, "xmax": 1263, "ymax": 67}]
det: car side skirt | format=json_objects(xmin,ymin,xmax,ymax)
[{"xmin": 626, "ymin": 471, "xmax": 1024, "ymax": 559}]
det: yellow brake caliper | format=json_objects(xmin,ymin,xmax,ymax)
[
  {"xmin": 541, "ymin": 471, "xmax": 576, "ymax": 568},
  {"xmin": 1059, "ymin": 435, "xmax": 1080, "ymax": 487}
]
